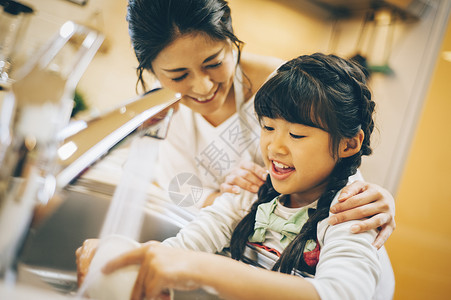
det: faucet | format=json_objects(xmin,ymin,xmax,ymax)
[
  {"xmin": 55, "ymin": 88, "xmax": 180, "ymax": 189},
  {"xmin": 0, "ymin": 21, "xmax": 104, "ymax": 280}
]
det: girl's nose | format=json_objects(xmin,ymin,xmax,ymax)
[
  {"xmin": 191, "ymin": 72, "xmax": 214, "ymax": 95},
  {"xmin": 267, "ymin": 135, "xmax": 288, "ymax": 155}
]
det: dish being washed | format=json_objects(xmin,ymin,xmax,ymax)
[{"xmin": 81, "ymin": 234, "xmax": 140, "ymax": 300}]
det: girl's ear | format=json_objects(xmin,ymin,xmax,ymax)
[{"xmin": 339, "ymin": 129, "xmax": 364, "ymax": 158}]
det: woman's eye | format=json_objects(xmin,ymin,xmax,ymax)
[
  {"xmin": 206, "ymin": 61, "xmax": 222, "ymax": 69},
  {"xmin": 290, "ymin": 133, "xmax": 305, "ymax": 139},
  {"xmin": 171, "ymin": 73, "xmax": 188, "ymax": 82}
]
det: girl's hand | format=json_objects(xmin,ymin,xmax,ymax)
[
  {"xmin": 329, "ymin": 181, "xmax": 396, "ymax": 249},
  {"xmin": 75, "ymin": 239, "xmax": 99, "ymax": 286},
  {"xmin": 103, "ymin": 242, "xmax": 202, "ymax": 300},
  {"xmin": 220, "ymin": 161, "xmax": 267, "ymax": 194}
]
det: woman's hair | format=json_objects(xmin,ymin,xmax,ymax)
[
  {"xmin": 230, "ymin": 53, "xmax": 376, "ymax": 275},
  {"xmin": 126, "ymin": 0, "xmax": 243, "ymax": 92}
]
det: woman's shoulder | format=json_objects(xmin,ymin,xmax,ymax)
[{"xmin": 240, "ymin": 52, "xmax": 284, "ymax": 94}]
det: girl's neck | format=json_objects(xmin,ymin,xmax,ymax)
[
  {"xmin": 282, "ymin": 195, "xmax": 317, "ymax": 209},
  {"xmin": 284, "ymin": 181, "xmax": 329, "ymax": 208}
]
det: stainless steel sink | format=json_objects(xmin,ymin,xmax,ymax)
[{"xmin": 15, "ymin": 187, "xmax": 220, "ymax": 299}]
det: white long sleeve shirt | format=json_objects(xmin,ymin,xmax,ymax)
[{"xmin": 163, "ymin": 190, "xmax": 394, "ymax": 300}]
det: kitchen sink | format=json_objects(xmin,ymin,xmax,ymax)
[{"xmin": 15, "ymin": 187, "xmax": 220, "ymax": 299}]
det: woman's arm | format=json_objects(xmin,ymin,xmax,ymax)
[
  {"xmin": 329, "ymin": 181, "xmax": 396, "ymax": 249},
  {"xmin": 103, "ymin": 242, "xmax": 320, "ymax": 300}
]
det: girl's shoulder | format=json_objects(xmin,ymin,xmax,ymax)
[{"xmin": 240, "ymin": 52, "xmax": 284, "ymax": 95}]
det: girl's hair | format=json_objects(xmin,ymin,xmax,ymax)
[
  {"xmin": 126, "ymin": 0, "xmax": 243, "ymax": 92},
  {"xmin": 230, "ymin": 53, "xmax": 376, "ymax": 275}
]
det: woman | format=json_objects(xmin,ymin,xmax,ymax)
[{"xmin": 125, "ymin": 0, "xmax": 395, "ymax": 246}]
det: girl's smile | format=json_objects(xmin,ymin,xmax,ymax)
[{"xmin": 270, "ymin": 160, "xmax": 295, "ymax": 181}]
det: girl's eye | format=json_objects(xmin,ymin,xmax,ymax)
[
  {"xmin": 290, "ymin": 133, "xmax": 305, "ymax": 139},
  {"xmin": 171, "ymin": 73, "xmax": 188, "ymax": 82},
  {"xmin": 205, "ymin": 61, "xmax": 222, "ymax": 69},
  {"xmin": 263, "ymin": 125, "xmax": 274, "ymax": 131}
]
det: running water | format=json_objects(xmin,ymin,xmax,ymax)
[
  {"xmin": 76, "ymin": 136, "xmax": 160, "ymax": 299},
  {"xmin": 98, "ymin": 136, "xmax": 158, "ymax": 240}
]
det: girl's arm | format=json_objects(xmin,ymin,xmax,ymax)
[
  {"xmin": 330, "ymin": 180, "xmax": 396, "ymax": 249},
  {"xmin": 162, "ymin": 191, "xmax": 254, "ymax": 252},
  {"xmin": 75, "ymin": 192, "xmax": 252, "ymax": 286},
  {"xmin": 103, "ymin": 242, "xmax": 320, "ymax": 300},
  {"xmin": 102, "ymin": 208, "xmax": 385, "ymax": 300}
]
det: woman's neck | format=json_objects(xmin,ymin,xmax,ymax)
[{"xmin": 202, "ymin": 87, "xmax": 237, "ymax": 127}]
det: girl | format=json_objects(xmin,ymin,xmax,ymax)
[
  {"xmin": 101, "ymin": 53, "xmax": 395, "ymax": 300},
  {"xmin": 125, "ymin": 0, "xmax": 395, "ymax": 245}
]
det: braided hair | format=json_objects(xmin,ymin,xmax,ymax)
[{"xmin": 230, "ymin": 53, "xmax": 376, "ymax": 275}]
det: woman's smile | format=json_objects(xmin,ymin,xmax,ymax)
[{"xmin": 188, "ymin": 86, "xmax": 219, "ymax": 104}]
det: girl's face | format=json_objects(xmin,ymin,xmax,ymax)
[
  {"xmin": 152, "ymin": 33, "xmax": 236, "ymax": 117},
  {"xmin": 260, "ymin": 117, "xmax": 338, "ymax": 208}
]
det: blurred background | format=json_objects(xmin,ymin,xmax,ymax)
[{"xmin": 2, "ymin": 0, "xmax": 450, "ymax": 299}]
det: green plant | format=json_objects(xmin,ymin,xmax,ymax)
[{"xmin": 71, "ymin": 89, "xmax": 88, "ymax": 117}]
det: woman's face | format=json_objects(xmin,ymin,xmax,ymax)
[{"xmin": 152, "ymin": 33, "xmax": 236, "ymax": 117}]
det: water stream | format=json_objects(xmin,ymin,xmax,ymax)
[{"xmin": 76, "ymin": 136, "xmax": 159, "ymax": 299}]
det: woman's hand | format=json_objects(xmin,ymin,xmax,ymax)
[
  {"xmin": 220, "ymin": 161, "xmax": 268, "ymax": 194},
  {"xmin": 329, "ymin": 181, "xmax": 396, "ymax": 249},
  {"xmin": 103, "ymin": 242, "xmax": 203, "ymax": 300},
  {"xmin": 75, "ymin": 239, "xmax": 99, "ymax": 286}
]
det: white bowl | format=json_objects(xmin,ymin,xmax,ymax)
[{"xmin": 84, "ymin": 234, "xmax": 140, "ymax": 300}]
